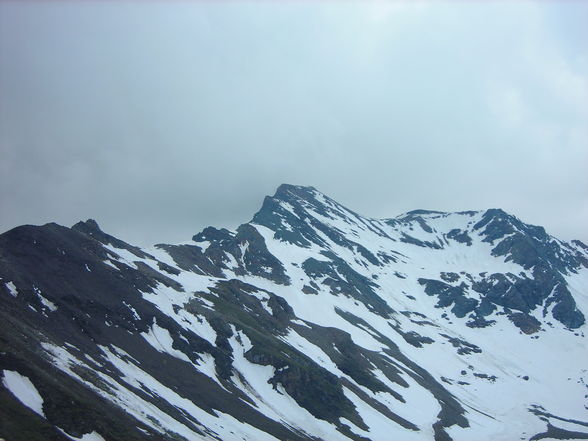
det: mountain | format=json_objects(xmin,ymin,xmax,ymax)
[{"xmin": 1, "ymin": 184, "xmax": 587, "ymax": 441}]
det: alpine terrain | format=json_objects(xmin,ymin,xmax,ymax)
[{"xmin": 1, "ymin": 184, "xmax": 587, "ymax": 441}]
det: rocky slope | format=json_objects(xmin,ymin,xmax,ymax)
[{"xmin": 1, "ymin": 184, "xmax": 587, "ymax": 441}]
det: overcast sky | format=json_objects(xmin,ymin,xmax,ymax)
[{"xmin": 1, "ymin": 1, "xmax": 587, "ymax": 247}]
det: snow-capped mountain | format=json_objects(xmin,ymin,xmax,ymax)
[{"xmin": 1, "ymin": 184, "xmax": 587, "ymax": 441}]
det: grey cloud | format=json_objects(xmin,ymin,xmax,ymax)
[{"xmin": 0, "ymin": 1, "xmax": 586, "ymax": 246}]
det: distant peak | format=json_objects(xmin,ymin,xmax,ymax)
[
  {"xmin": 474, "ymin": 209, "xmax": 520, "ymax": 230},
  {"xmin": 404, "ymin": 209, "xmax": 448, "ymax": 216},
  {"xmin": 483, "ymin": 208, "xmax": 509, "ymax": 218},
  {"xmin": 391, "ymin": 209, "xmax": 457, "ymax": 223},
  {"xmin": 72, "ymin": 218, "xmax": 152, "ymax": 259},
  {"xmin": 72, "ymin": 219, "xmax": 102, "ymax": 234},
  {"xmin": 273, "ymin": 184, "xmax": 319, "ymax": 201},
  {"xmin": 252, "ymin": 183, "xmax": 355, "ymax": 231},
  {"xmin": 192, "ymin": 226, "xmax": 234, "ymax": 243}
]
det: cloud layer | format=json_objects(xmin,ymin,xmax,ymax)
[{"xmin": 1, "ymin": 1, "xmax": 586, "ymax": 246}]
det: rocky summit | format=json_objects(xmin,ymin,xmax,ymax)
[{"xmin": 1, "ymin": 184, "xmax": 587, "ymax": 441}]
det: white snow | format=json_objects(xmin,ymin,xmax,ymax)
[
  {"xmin": 192, "ymin": 352, "xmax": 225, "ymax": 388},
  {"xmin": 245, "ymin": 201, "xmax": 588, "ymax": 440},
  {"xmin": 100, "ymin": 343, "xmax": 280, "ymax": 441},
  {"xmin": 102, "ymin": 259, "xmax": 119, "ymax": 270},
  {"xmin": 281, "ymin": 329, "xmax": 342, "ymax": 375},
  {"xmin": 2, "ymin": 370, "xmax": 45, "ymax": 417},
  {"xmin": 227, "ymin": 328, "xmax": 344, "ymax": 440},
  {"xmin": 180, "ymin": 313, "xmax": 217, "ymax": 345},
  {"xmin": 5, "ymin": 281, "xmax": 18, "ymax": 297},
  {"xmin": 138, "ymin": 280, "xmax": 220, "ymax": 345},
  {"xmin": 38, "ymin": 295, "xmax": 58, "ymax": 312},
  {"xmin": 31, "ymin": 286, "xmax": 58, "ymax": 312},
  {"xmin": 141, "ymin": 320, "xmax": 192, "ymax": 363},
  {"xmin": 123, "ymin": 302, "xmax": 140, "ymax": 320},
  {"xmin": 290, "ymin": 319, "xmax": 312, "ymax": 328},
  {"xmin": 58, "ymin": 428, "xmax": 106, "ymax": 441},
  {"xmin": 103, "ymin": 244, "xmax": 139, "ymax": 269},
  {"xmin": 342, "ymin": 385, "xmax": 424, "ymax": 441}
]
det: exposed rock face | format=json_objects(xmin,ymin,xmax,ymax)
[{"xmin": 1, "ymin": 184, "xmax": 587, "ymax": 441}]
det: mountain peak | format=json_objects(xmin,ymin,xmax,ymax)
[
  {"xmin": 473, "ymin": 208, "xmax": 544, "ymax": 242},
  {"xmin": 249, "ymin": 184, "xmax": 366, "ymax": 249},
  {"xmin": 404, "ymin": 209, "xmax": 448, "ymax": 216},
  {"xmin": 252, "ymin": 184, "xmax": 326, "ymax": 224},
  {"xmin": 72, "ymin": 218, "xmax": 151, "ymax": 259},
  {"xmin": 484, "ymin": 208, "xmax": 508, "ymax": 216},
  {"xmin": 72, "ymin": 218, "xmax": 103, "ymax": 234},
  {"xmin": 273, "ymin": 183, "xmax": 319, "ymax": 203}
]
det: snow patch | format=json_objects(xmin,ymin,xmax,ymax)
[
  {"xmin": 2, "ymin": 370, "xmax": 45, "ymax": 417},
  {"xmin": 141, "ymin": 320, "xmax": 191, "ymax": 363},
  {"xmin": 58, "ymin": 428, "xmax": 106, "ymax": 441},
  {"xmin": 123, "ymin": 302, "xmax": 140, "ymax": 320},
  {"xmin": 38, "ymin": 295, "xmax": 58, "ymax": 312},
  {"xmin": 5, "ymin": 281, "xmax": 18, "ymax": 297},
  {"xmin": 103, "ymin": 244, "xmax": 139, "ymax": 269}
]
